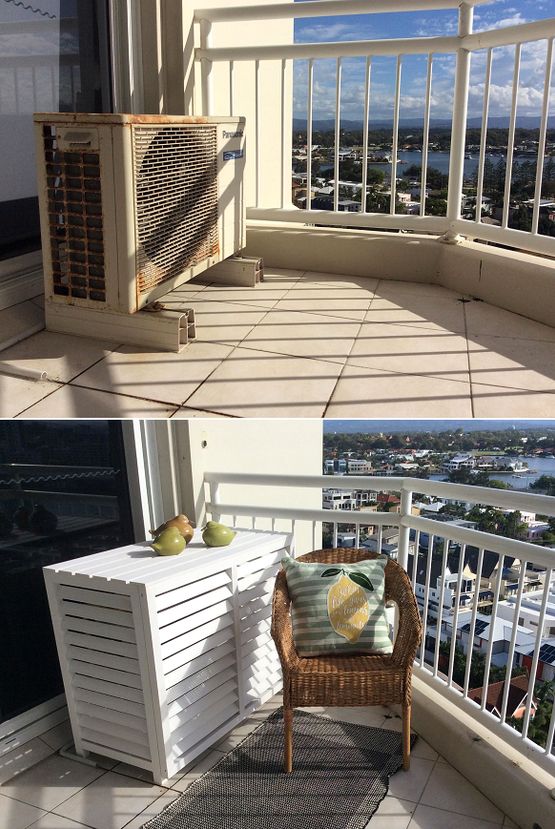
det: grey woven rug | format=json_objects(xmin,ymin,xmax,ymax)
[{"xmin": 144, "ymin": 709, "xmax": 414, "ymax": 829}]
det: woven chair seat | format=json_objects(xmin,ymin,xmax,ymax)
[{"xmin": 294, "ymin": 654, "xmax": 393, "ymax": 674}]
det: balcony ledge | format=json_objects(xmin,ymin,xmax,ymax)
[
  {"xmin": 245, "ymin": 222, "xmax": 555, "ymax": 330},
  {"xmin": 412, "ymin": 672, "xmax": 555, "ymax": 829}
]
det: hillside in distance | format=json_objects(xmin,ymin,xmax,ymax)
[{"xmin": 293, "ymin": 116, "xmax": 555, "ymax": 132}]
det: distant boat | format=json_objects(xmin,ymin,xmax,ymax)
[{"xmin": 465, "ymin": 153, "xmax": 473, "ymax": 159}]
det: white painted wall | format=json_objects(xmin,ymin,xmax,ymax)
[
  {"xmin": 157, "ymin": 0, "xmax": 294, "ymax": 211},
  {"xmin": 173, "ymin": 418, "xmax": 323, "ymax": 555}
]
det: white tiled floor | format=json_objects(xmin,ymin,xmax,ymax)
[
  {"xmin": 2, "ymin": 269, "xmax": 555, "ymax": 418},
  {"xmin": 0, "ymin": 698, "xmax": 519, "ymax": 829}
]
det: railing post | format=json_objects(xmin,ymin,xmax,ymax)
[
  {"xmin": 442, "ymin": 1, "xmax": 473, "ymax": 243},
  {"xmin": 397, "ymin": 482, "xmax": 412, "ymax": 571},
  {"xmin": 200, "ymin": 18, "xmax": 213, "ymax": 115},
  {"xmin": 209, "ymin": 479, "xmax": 221, "ymax": 522}
]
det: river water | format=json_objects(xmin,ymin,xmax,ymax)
[
  {"xmin": 429, "ymin": 456, "xmax": 555, "ymax": 491},
  {"xmin": 320, "ymin": 150, "xmax": 547, "ymax": 182}
]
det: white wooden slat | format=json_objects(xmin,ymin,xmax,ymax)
[
  {"xmin": 239, "ymin": 577, "xmax": 274, "ymax": 605},
  {"xmin": 79, "ymin": 714, "xmax": 150, "ymax": 750},
  {"xmin": 65, "ymin": 631, "xmax": 138, "ymax": 659},
  {"xmin": 159, "ymin": 599, "xmax": 234, "ymax": 645},
  {"xmin": 160, "ymin": 614, "xmax": 235, "ymax": 664},
  {"xmin": 240, "ymin": 594, "xmax": 273, "ymax": 623},
  {"xmin": 237, "ymin": 549, "xmax": 286, "ymax": 578},
  {"xmin": 62, "ymin": 616, "xmax": 137, "ymax": 644},
  {"xmin": 58, "ymin": 585, "xmax": 132, "ymax": 611},
  {"xmin": 163, "ymin": 649, "xmax": 237, "ymax": 702},
  {"xmin": 167, "ymin": 681, "xmax": 237, "ymax": 732},
  {"xmin": 67, "ymin": 646, "xmax": 140, "ymax": 675},
  {"xmin": 71, "ymin": 660, "xmax": 143, "ymax": 690},
  {"xmin": 157, "ymin": 585, "xmax": 233, "ymax": 627},
  {"xmin": 79, "ymin": 741, "xmax": 153, "ymax": 772},
  {"xmin": 62, "ymin": 603, "xmax": 134, "ymax": 628},
  {"xmin": 80, "ymin": 727, "xmax": 151, "ymax": 761},
  {"xmin": 167, "ymin": 666, "xmax": 237, "ymax": 715},
  {"xmin": 73, "ymin": 687, "xmax": 146, "ymax": 718},
  {"xmin": 174, "ymin": 694, "xmax": 239, "ymax": 752},
  {"xmin": 163, "ymin": 630, "xmax": 236, "ymax": 685},
  {"xmin": 67, "ymin": 645, "xmax": 141, "ymax": 674},
  {"xmin": 238, "ymin": 566, "xmax": 280, "ymax": 592},
  {"xmin": 72, "ymin": 673, "xmax": 144, "ymax": 704},
  {"xmin": 240, "ymin": 630, "xmax": 272, "ymax": 658},
  {"xmin": 241, "ymin": 615, "xmax": 272, "ymax": 643},
  {"xmin": 155, "ymin": 571, "xmax": 231, "ymax": 612},
  {"xmin": 76, "ymin": 701, "xmax": 147, "ymax": 732}
]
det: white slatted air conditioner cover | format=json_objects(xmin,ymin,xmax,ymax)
[{"xmin": 44, "ymin": 528, "xmax": 292, "ymax": 784}]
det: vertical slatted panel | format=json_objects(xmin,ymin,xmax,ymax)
[
  {"xmin": 532, "ymin": 38, "xmax": 554, "ymax": 234},
  {"xmin": 475, "ymin": 48, "xmax": 492, "ymax": 225},
  {"xmin": 237, "ymin": 546, "xmax": 285, "ymax": 712},
  {"xmin": 499, "ymin": 564, "xmax": 527, "ymax": 723},
  {"xmin": 361, "ymin": 56, "xmax": 372, "ymax": 214},
  {"xmin": 390, "ymin": 55, "xmax": 402, "ymax": 214},
  {"xmin": 420, "ymin": 54, "xmax": 433, "ymax": 217},
  {"xmin": 501, "ymin": 44, "xmax": 521, "ymax": 229},
  {"xmin": 53, "ymin": 583, "xmax": 151, "ymax": 764}
]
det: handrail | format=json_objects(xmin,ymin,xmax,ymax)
[
  {"xmin": 204, "ymin": 471, "xmax": 555, "ymax": 516},
  {"xmin": 195, "ymin": 0, "xmax": 491, "ymax": 24},
  {"xmin": 197, "ymin": 34, "xmax": 459, "ymax": 62}
]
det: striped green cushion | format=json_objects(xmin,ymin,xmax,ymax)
[{"xmin": 282, "ymin": 556, "xmax": 393, "ymax": 657}]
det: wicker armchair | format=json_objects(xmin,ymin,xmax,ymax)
[{"xmin": 271, "ymin": 549, "xmax": 422, "ymax": 773}]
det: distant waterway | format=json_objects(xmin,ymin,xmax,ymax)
[
  {"xmin": 319, "ymin": 150, "xmax": 550, "ymax": 183},
  {"xmin": 429, "ymin": 456, "xmax": 555, "ymax": 492}
]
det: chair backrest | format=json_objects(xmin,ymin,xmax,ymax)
[{"xmin": 294, "ymin": 548, "xmax": 416, "ymax": 608}]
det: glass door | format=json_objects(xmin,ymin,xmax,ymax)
[
  {"xmin": 0, "ymin": 0, "xmax": 112, "ymax": 264},
  {"xmin": 0, "ymin": 420, "xmax": 134, "ymax": 724}
]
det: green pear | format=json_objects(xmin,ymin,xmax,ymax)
[
  {"xmin": 202, "ymin": 521, "xmax": 236, "ymax": 548},
  {"xmin": 151, "ymin": 526, "xmax": 186, "ymax": 556}
]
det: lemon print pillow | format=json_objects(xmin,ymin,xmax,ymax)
[{"xmin": 282, "ymin": 556, "xmax": 393, "ymax": 656}]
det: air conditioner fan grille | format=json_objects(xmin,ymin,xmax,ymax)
[
  {"xmin": 42, "ymin": 125, "xmax": 105, "ymax": 303},
  {"xmin": 133, "ymin": 126, "xmax": 219, "ymax": 295}
]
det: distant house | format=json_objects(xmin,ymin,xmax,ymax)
[
  {"xmin": 467, "ymin": 675, "xmax": 536, "ymax": 721},
  {"xmin": 442, "ymin": 454, "xmax": 475, "ymax": 472}
]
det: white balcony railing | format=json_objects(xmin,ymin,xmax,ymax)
[
  {"xmin": 204, "ymin": 471, "xmax": 555, "ymax": 776},
  {"xmin": 194, "ymin": 0, "xmax": 555, "ymax": 258}
]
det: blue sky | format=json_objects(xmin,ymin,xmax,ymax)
[{"xmin": 293, "ymin": 0, "xmax": 555, "ymax": 122}]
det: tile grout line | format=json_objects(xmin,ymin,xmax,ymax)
[{"xmin": 463, "ymin": 301, "xmax": 476, "ymax": 418}]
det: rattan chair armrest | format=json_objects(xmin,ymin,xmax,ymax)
[
  {"xmin": 271, "ymin": 570, "xmax": 300, "ymax": 670},
  {"xmin": 391, "ymin": 586, "xmax": 423, "ymax": 667}
]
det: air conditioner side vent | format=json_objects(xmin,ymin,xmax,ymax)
[
  {"xmin": 133, "ymin": 125, "xmax": 219, "ymax": 295},
  {"xmin": 42, "ymin": 125, "xmax": 106, "ymax": 303}
]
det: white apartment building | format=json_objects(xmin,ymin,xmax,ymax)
[
  {"xmin": 322, "ymin": 488, "xmax": 377, "ymax": 510},
  {"xmin": 498, "ymin": 580, "xmax": 555, "ymax": 640}
]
